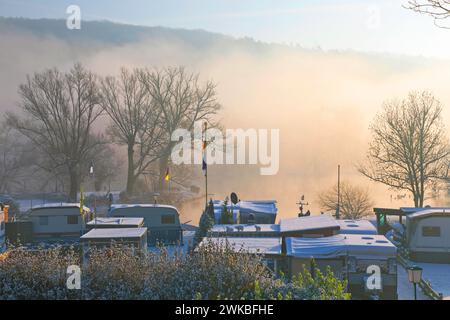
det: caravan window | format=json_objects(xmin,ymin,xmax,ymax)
[
  {"xmin": 39, "ymin": 216, "xmax": 49, "ymax": 225},
  {"xmin": 67, "ymin": 215, "xmax": 79, "ymax": 225},
  {"xmin": 422, "ymin": 226, "xmax": 440, "ymax": 237},
  {"xmin": 161, "ymin": 214, "xmax": 175, "ymax": 224}
]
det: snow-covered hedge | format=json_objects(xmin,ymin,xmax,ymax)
[{"xmin": 0, "ymin": 242, "xmax": 350, "ymax": 300}]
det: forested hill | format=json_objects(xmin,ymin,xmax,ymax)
[{"xmin": 0, "ymin": 16, "xmax": 272, "ymax": 52}]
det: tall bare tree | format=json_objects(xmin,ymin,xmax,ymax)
[
  {"xmin": 405, "ymin": 0, "xmax": 450, "ymax": 27},
  {"xmin": 142, "ymin": 67, "xmax": 221, "ymax": 190},
  {"xmin": 6, "ymin": 63, "xmax": 103, "ymax": 201},
  {"xmin": 99, "ymin": 68, "xmax": 164, "ymax": 194},
  {"xmin": 0, "ymin": 126, "xmax": 34, "ymax": 193},
  {"xmin": 359, "ymin": 91, "xmax": 450, "ymax": 207},
  {"xmin": 318, "ymin": 182, "xmax": 374, "ymax": 220}
]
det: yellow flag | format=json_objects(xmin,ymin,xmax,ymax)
[
  {"xmin": 79, "ymin": 187, "xmax": 84, "ymax": 214},
  {"xmin": 164, "ymin": 168, "xmax": 170, "ymax": 182}
]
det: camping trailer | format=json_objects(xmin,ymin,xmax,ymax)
[
  {"xmin": 405, "ymin": 208, "xmax": 450, "ymax": 263},
  {"xmin": 213, "ymin": 200, "xmax": 278, "ymax": 224},
  {"xmin": 86, "ymin": 217, "xmax": 144, "ymax": 230},
  {"xmin": 209, "ymin": 224, "xmax": 280, "ymax": 238},
  {"xmin": 337, "ymin": 219, "xmax": 378, "ymax": 235},
  {"xmin": 29, "ymin": 203, "xmax": 90, "ymax": 238},
  {"xmin": 286, "ymin": 234, "xmax": 397, "ymax": 300},
  {"xmin": 108, "ymin": 204, "xmax": 182, "ymax": 245},
  {"xmin": 279, "ymin": 215, "xmax": 340, "ymax": 237},
  {"xmin": 198, "ymin": 236, "xmax": 284, "ymax": 273},
  {"xmin": 81, "ymin": 227, "xmax": 148, "ymax": 260}
]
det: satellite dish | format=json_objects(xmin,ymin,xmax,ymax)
[{"xmin": 230, "ymin": 192, "xmax": 238, "ymax": 205}]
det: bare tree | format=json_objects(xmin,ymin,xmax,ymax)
[
  {"xmin": 405, "ymin": 0, "xmax": 450, "ymax": 28},
  {"xmin": 99, "ymin": 68, "xmax": 164, "ymax": 194},
  {"xmin": 318, "ymin": 182, "xmax": 374, "ymax": 220},
  {"xmin": 359, "ymin": 91, "xmax": 450, "ymax": 208},
  {"xmin": 0, "ymin": 126, "xmax": 34, "ymax": 193},
  {"xmin": 6, "ymin": 64, "xmax": 103, "ymax": 201},
  {"xmin": 142, "ymin": 67, "xmax": 221, "ymax": 190}
]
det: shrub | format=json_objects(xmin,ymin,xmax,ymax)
[{"xmin": 0, "ymin": 242, "xmax": 350, "ymax": 300}]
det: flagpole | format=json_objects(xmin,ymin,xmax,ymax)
[{"xmin": 203, "ymin": 122, "xmax": 208, "ymax": 208}]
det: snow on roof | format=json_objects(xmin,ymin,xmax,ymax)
[
  {"xmin": 337, "ymin": 219, "xmax": 378, "ymax": 235},
  {"xmin": 110, "ymin": 204, "xmax": 179, "ymax": 212},
  {"xmin": 279, "ymin": 215, "xmax": 339, "ymax": 234},
  {"xmin": 200, "ymin": 237, "xmax": 282, "ymax": 255},
  {"xmin": 30, "ymin": 203, "xmax": 90, "ymax": 215},
  {"xmin": 81, "ymin": 227, "xmax": 147, "ymax": 240},
  {"xmin": 406, "ymin": 208, "xmax": 450, "ymax": 220},
  {"xmin": 212, "ymin": 200, "xmax": 278, "ymax": 215},
  {"xmin": 210, "ymin": 224, "xmax": 280, "ymax": 233},
  {"xmin": 344, "ymin": 234, "xmax": 397, "ymax": 258},
  {"xmin": 86, "ymin": 217, "xmax": 144, "ymax": 226},
  {"xmin": 286, "ymin": 234, "xmax": 396, "ymax": 259}
]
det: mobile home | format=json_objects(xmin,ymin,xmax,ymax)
[
  {"xmin": 81, "ymin": 227, "xmax": 148, "ymax": 260},
  {"xmin": 286, "ymin": 234, "xmax": 397, "ymax": 300},
  {"xmin": 86, "ymin": 217, "xmax": 144, "ymax": 230},
  {"xmin": 209, "ymin": 224, "xmax": 280, "ymax": 238},
  {"xmin": 279, "ymin": 215, "xmax": 340, "ymax": 237},
  {"xmin": 198, "ymin": 236, "xmax": 284, "ymax": 273},
  {"xmin": 108, "ymin": 204, "xmax": 182, "ymax": 245},
  {"xmin": 213, "ymin": 200, "xmax": 278, "ymax": 224},
  {"xmin": 405, "ymin": 208, "xmax": 450, "ymax": 263},
  {"xmin": 29, "ymin": 203, "xmax": 91, "ymax": 238}
]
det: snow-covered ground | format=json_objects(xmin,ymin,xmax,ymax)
[
  {"xmin": 397, "ymin": 264, "xmax": 430, "ymax": 300},
  {"xmin": 414, "ymin": 262, "xmax": 450, "ymax": 299}
]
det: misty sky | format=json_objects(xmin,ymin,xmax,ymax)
[{"xmin": 0, "ymin": 0, "xmax": 449, "ymax": 58}]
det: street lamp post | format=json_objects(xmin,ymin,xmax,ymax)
[{"xmin": 407, "ymin": 265, "xmax": 423, "ymax": 300}]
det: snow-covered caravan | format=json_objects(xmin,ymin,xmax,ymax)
[
  {"xmin": 81, "ymin": 227, "xmax": 148, "ymax": 260},
  {"xmin": 29, "ymin": 203, "xmax": 90, "ymax": 238},
  {"xmin": 406, "ymin": 208, "xmax": 450, "ymax": 263},
  {"xmin": 286, "ymin": 234, "xmax": 397, "ymax": 299},
  {"xmin": 337, "ymin": 219, "xmax": 378, "ymax": 235},
  {"xmin": 108, "ymin": 204, "xmax": 182, "ymax": 245},
  {"xmin": 209, "ymin": 224, "xmax": 280, "ymax": 237},
  {"xmin": 279, "ymin": 215, "xmax": 340, "ymax": 237},
  {"xmin": 86, "ymin": 217, "xmax": 144, "ymax": 230},
  {"xmin": 198, "ymin": 236, "xmax": 284, "ymax": 273},
  {"xmin": 213, "ymin": 200, "xmax": 277, "ymax": 224}
]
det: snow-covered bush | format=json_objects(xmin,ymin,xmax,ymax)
[{"xmin": 0, "ymin": 242, "xmax": 350, "ymax": 300}]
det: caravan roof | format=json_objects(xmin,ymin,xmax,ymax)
[
  {"xmin": 30, "ymin": 203, "xmax": 90, "ymax": 216},
  {"xmin": 406, "ymin": 208, "xmax": 450, "ymax": 220},
  {"xmin": 110, "ymin": 204, "xmax": 178, "ymax": 211},
  {"xmin": 337, "ymin": 219, "xmax": 377, "ymax": 235},
  {"xmin": 212, "ymin": 200, "xmax": 278, "ymax": 215},
  {"xmin": 210, "ymin": 224, "xmax": 280, "ymax": 233},
  {"xmin": 279, "ymin": 215, "xmax": 339, "ymax": 234},
  {"xmin": 286, "ymin": 234, "xmax": 396, "ymax": 259},
  {"xmin": 81, "ymin": 227, "xmax": 147, "ymax": 240},
  {"xmin": 86, "ymin": 217, "xmax": 144, "ymax": 227}
]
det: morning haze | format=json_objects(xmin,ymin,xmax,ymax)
[{"xmin": 1, "ymin": 17, "xmax": 450, "ymax": 222}]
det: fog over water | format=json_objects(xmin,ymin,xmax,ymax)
[{"xmin": 2, "ymin": 20, "xmax": 450, "ymax": 223}]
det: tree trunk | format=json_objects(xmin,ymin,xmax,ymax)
[
  {"xmin": 126, "ymin": 144, "xmax": 136, "ymax": 195},
  {"xmin": 413, "ymin": 193, "xmax": 419, "ymax": 208},
  {"xmin": 68, "ymin": 167, "xmax": 79, "ymax": 202}
]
